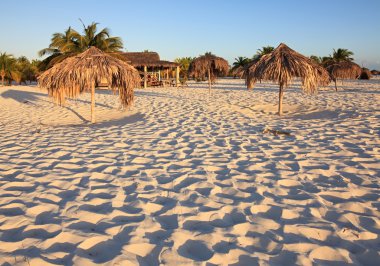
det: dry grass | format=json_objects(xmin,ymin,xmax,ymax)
[{"xmin": 38, "ymin": 46, "xmax": 140, "ymax": 109}]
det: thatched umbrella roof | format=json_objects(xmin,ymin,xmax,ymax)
[
  {"xmin": 122, "ymin": 52, "xmax": 179, "ymax": 68},
  {"xmin": 38, "ymin": 46, "xmax": 140, "ymax": 123},
  {"xmin": 359, "ymin": 68, "xmax": 372, "ymax": 80},
  {"xmin": 188, "ymin": 54, "xmax": 229, "ymax": 93},
  {"xmin": 370, "ymin": 69, "xmax": 379, "ymax": 75},
  {"xmin": 326, "ymin": 61, "xmax": 361, "ymax": 90},
  {"xmin": 247, "ymin": 43, "xmax": 330, "ymax": 115}
]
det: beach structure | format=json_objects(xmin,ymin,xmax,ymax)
[
  {"xmin": 247, "ymin": 43, "xmax": 330, "ymax": 115},
  {"xmin": 188, "ymin": 54, "xmax": 229, "ymax": 94},
  {"xmin": 371, "ymin": 69, "xmax": 379, "ymax": 75},
  {"xmin": 359, "ymin": 68, "xmax": 372, "ymax": 80},
  {"xmin": 121, "ymin": 52, "xmax": 179, "ymax": 88},
  {"xmin": 38, "ymin": 46, "xmax": 140, "ymax": 123},
  {"xmin": 326, "ymin": 61, "xmax": 362, "ymax": 91}
]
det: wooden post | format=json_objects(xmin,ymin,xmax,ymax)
[
  {"xmin": 278, "ymin": 84, "xmax": 284, "ymax": 116},
  {"xmin": 144, "ymin": 65, "xmax": 147, "ymax": 88},
  {"xmin": 208, "ymin": 68, "xmax": 211, "ymax": 94},
  {"xmin": 158, "ymin": 70, "xmax": 161, "ymax": 81},
  {"xmin": 176, "ymin": 66, "xmax": 180, "ymax": 88},
  {"xmin": 334, "ymin": 79, "xmax": 337, "ymax": 91},
  {"xmin": 91, "ymin": 83, "xmax": 96, "ymax": 123}
]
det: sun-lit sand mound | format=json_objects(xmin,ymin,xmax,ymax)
[{"xmin": 0, "ymin": 78, "xmax": 379, "ymax": 265}]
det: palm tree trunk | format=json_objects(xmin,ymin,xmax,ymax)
[
  {"xmin": 208, "ymin": 67, "xmax": 211, "ymax": 95},
  {"xmin": 91, "ymin": 84, "xmax": 95, "ymax": 123},
  {"xmin": 278, "ymin": 84, "xmax": 284, "ymax": 116}
]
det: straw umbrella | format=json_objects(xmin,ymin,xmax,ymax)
[
  {"xmin": 326, "ymin": 61, "xmax": 361, "ymax": 91},
  {"xmin": 359, "ymin": 68, "xmax": 372, "ymax": 80},
  {"xmin": 247, "ymin": 43, "xmax": 330, "ymax": 115},
  {"xmin": 371, "ymin": 69, "xmax": 379, "ymax": 75},
  {"xmin": 38, "ymin": 47, "xmax": 140, "ymax": 123},
  {"xmin": 231, "ymin": 59, "xmax": 261, "ymax": 90},
  {"xmin": 188, "ymin": 54, "xmax": 229, "ymax": 94}
]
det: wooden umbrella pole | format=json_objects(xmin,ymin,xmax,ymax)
[
  {"xmin": 278, "ymin": 84, "xmax": 284, "ymax": 116},
  {"xmin": 335, "ymin": 79, "xmax": 338, "ymax": 91},
  {"xmin": 91, "ymin": 84, "xmax": 95, "ymax": 123},
  {"xmin": 208, "ymin": 67, "xmax": 211, "ymax": 95}
]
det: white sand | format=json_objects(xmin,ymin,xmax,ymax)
[{"xmin": 0, "ymin": 78, "xmax": 379, "ymax": 265}]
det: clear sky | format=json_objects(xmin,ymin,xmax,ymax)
[{"xmin": 1, "ymin": 0, "xmax": 380, "ymax": 69}]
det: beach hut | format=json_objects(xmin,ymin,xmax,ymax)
[
  {"xmin": 188, "ymin": 54, "xmax": 229, "ymax": 94},
  {"xmin": 247, "ymin": 43, "xmax": 330, "ymax": 115},
  {"xmin": 38, "ymin": 46, "xmax": 140, "ymax": 123},
  {"xmin": 122, "ymin": 52, "xmax": 179, "ymax": 88},
  {"xmin": 326, "ymin": 61, "xmax": 362, "ymax": 91},
  {"xmin": 359, "ymin": 68, "xmax": 372, "ymax": 80}
]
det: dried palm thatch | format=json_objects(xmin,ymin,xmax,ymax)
[
  {"xmin": 231, "ymin": 58, "xmax": 260, "ymax": 89},
  {"xmin": 326, "ymin": 61, "xmax": 361, "ymax": 91},
  {"xmin": 359, "ymin": 68, "xmax": 372, "ymax": 80},
  {"xmin": 122, "ymin": 52, "xmax": 179, "ymax": 68},
  {"xmin": 188, "ymin": 54, "xmax": 229, "ymax": 94},
  {"xmin": 38, "ymin": 46, "xmax": 140, "ymax": 123},
  {"xmin": 371, "ymin": 69, "xmax": 379, "ymax": 75},
  {"xmin": 247, "ymin": 43, "xmax": 330, "ymax": 115}
]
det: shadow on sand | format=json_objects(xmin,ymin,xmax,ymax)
[{"xmin": 1, "ymin": 89, "xmax": 145, "ymax": 127}]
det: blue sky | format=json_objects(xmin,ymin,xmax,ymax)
[{"xmin": 1, "ymin": 0, "xmax": 380, "ymax": 69}]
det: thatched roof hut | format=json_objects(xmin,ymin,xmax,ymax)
[
  {"xmin": 326, "ymin": 61, "xmax": 361, "ymax": 91},
  {"xmin": 188, "ymin": 54, "xmax": 229, "ymax": 94},
  {"xmin": 120, "ymin": 52, "xmax": 179, "ymax": 88},
  {"xmin": 359, "ymin": 68, "xmax": 372, "ymax": 80},
  {"xmin": 247, "ymin": 43, "xmax": 330, "ymax": 115},
  {"xmin": 38, "ymin": 46, "xmax": 140, "ymax": 123},
  {"xmin": 371, "ymin": 69, "xmax": 379, "ymax": 75},
  {"xmin": 122, "ymin": 52, "xmax": 178, "ymax": 68}
]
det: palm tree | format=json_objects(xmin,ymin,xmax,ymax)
[
  {"xmin": 310, "ymin": 55, "xmax": 322, "ymax": 65},
  {"xmin": 230, "ymin": 56, "xmax": 250, "ymax": 78},
  {"xmin": 39, "ymin": 22, "xmax": 123, "ymax": 69},
  {"xmin": 331, "ymin": 48, "xmax": 354, "ymax": 62},
  {"xmin": 0, "ymin": 52, "xmax": 16, "ymax": 85},
  {"xmin": 174, "ymin": 57, "xmax": 194, "ymax": 79},
  {"xmin": 232, "ymin": 57, "xmax": 250, "ymax": 69},
  {"xmin": 256, "ymin": 46, "xmax": 275, "ymax": 57}
]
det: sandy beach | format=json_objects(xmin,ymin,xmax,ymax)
[{"xmin": 0, "ymin": 78, "xmax": 379, "ymax": 265}]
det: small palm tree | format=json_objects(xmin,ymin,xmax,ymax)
[
  {"xmin": 232, "ymin": 57, "xmax": 250, "ymax": 69},
  {"xmin": 331, "ymin": 48, "xmax": 354, "ymax": 62},
  {"xmin": 310, "ymin": 55, "xmax": 322, "ymax": 65},
  {"xmin": 174, "ymin": 57, "xmax": 194, "ymax": 79},
  {"xmin": 0, "ymin": 52, "xmax": 16, "ymax": 85},
  {"xmin": 256, "ymin": 46, "xmax": 275, "ymax": 57},
  {"xmin": 230, "ymin": 56, "xmax": 250, "ymax": 78}
]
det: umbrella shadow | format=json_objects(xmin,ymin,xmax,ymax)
[
  {"xmin": 1, "ymin": 89, "xmax": 88, "ymax": 122},
  {"xmin": 1, "ymin": 89, "xmax": 119, "ymax": 123}
]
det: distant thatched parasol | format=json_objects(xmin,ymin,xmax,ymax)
[
  {"xmin": 326, "ymin": 61, "xmax": 361, "ymax": 91},
  {"xmin": 188, "ymin": 54, "xmax": 229, "ymax": 94},
  {"xmin": 359, "ymin": 68, "xmax": 372, "ymax": 80},
  {"xmin": 247, "ymin": 43, "xmax": 330, "ymax": 115},
  {"xmin": 371, "ymin": 69, "xmax": 379, "ymax": 75},
  {"xmin": 38, "ymin": 46, "xmax": 141, "ymax": 123},
  {"xmin": 231, "ymin": 58, "xmax": 260, "ymax": 89}
]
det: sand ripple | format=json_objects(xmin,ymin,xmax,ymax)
[{"xmin": 0, "ymin": 79, "xmax": 379, "ymax": 264}]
